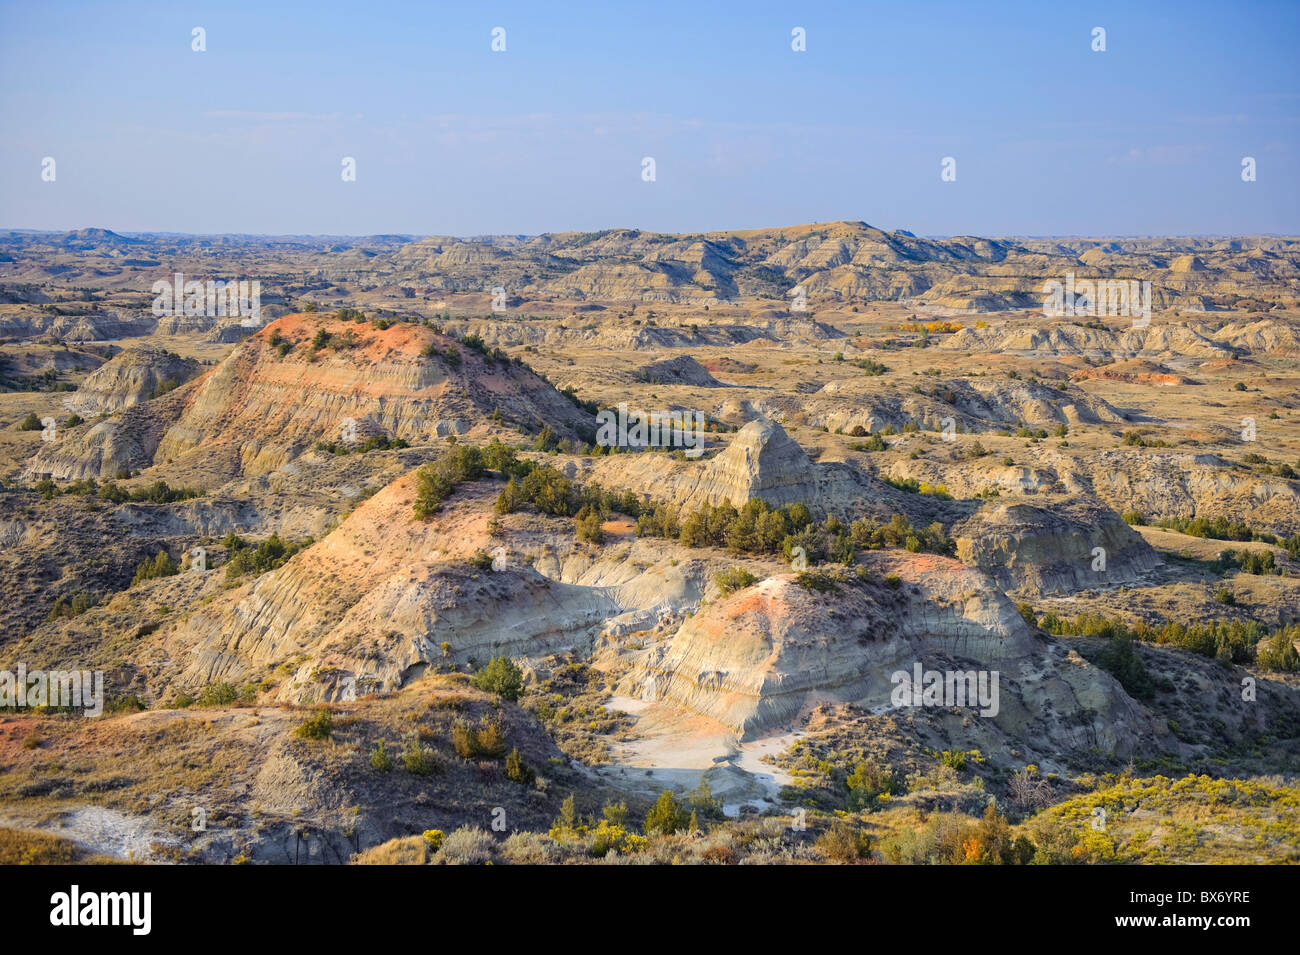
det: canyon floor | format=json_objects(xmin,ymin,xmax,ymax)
[{"xmin": 0, "ymin": 225, "xmax": 1298, "ymax": 865}]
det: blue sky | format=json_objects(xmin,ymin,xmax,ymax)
[{"xmin": 1, "ymin": 0, "xmax": 1297, "ymax": 236}]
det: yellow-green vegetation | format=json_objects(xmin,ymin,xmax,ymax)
[
  {"xmin": 175, "ymin": 680, "xmax": 258, "ymax": 708},
  {"xmin": 713, "ymin": 566, "xmax": 759, "ymax": 595},
  {"xmin": 0, "ymin": 827, "xmax": 123, "ymax": 864},
  {"xmin": 549, "ymin": 796, "xmax": 650, "ymax": 858},
  {"xmin": 505, "ymin": 747, "xmax": 535, "ymax": 785},
  {"xmin": 401, "ymin": 736, "xmax": 437, "ymax": 775},
  {"xmin": 519, "ymin": 660, "xmax": 629, "ymax": 764},
  {"xmin": 471, "ymin": 655, "xmax": 524, "ymax": 702},
  {"xmin": 369, "ymin": 739, "xmax": 393, "ymax": 771},
  {"xmin": 414, "ymin": 440, "xmax": 525, "ymax": 519},
  {"xmin": 130, "ymin": 549, "xmax": 178, "ymax": 586},
  {"xmin": 293, "ymin": 707, "xmax": 333, "ymax": 740},
  {"xmin": 223, "ymin": 532, "xmax": 313, "ymax": 580},
  {"xmin": 1021, "ymin": 774, "xmax": 1300, "ymax": 864},
  {"xmin": 451, "ymin": 717, "xmax": 506, "ymax": 759},
  {"xmin": 1039, "ymin": 609, "xmax": 1295, "ymax": 670}
]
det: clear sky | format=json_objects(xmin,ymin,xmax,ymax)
[{"xmin": 1, "ymin": 0, "xmax": 1297, "ymax": 237}]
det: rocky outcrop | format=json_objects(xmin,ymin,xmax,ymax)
[
  {"xmin": 807, "ymin": 376, "xmax": 1127, "ymax": 436},
  {"xmin": 633, "ymin": 356, "xmax": 724, "ymax": 387},
  {"xmin": 21, "ymin": 383, "xmax": 194, "ymax": 481},
  {"xmin": 147, "ymin": 313, "xmax": 595, "ymax": 481},
  {"xmin": 953, "ymin": 498, "xmax": 1161, "ymax": 595},
  {"xmin": 63, "ymin": 345, "xmax": 199, "ymax": 416},
  {"xmin": 157, "ymin": 476, "xmax": 718, "ymax": 704},
  {"xmin": 582, "ymin": 417, "xmax": 879, "ymax": 516},
  {"xmin": 934, "ymin": 321, "xmax": 1243, "ymax": 361},
  {"xmin": 615, "ymin": 550, "xmax": 1164, "ymax": 757}
]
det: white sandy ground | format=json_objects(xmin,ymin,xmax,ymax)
[
  {"xmin": 0, "ymin": 805, "xmax": 181, "ymax": 861},
  {"xmin": 598, "ymin": 695, "xmax": 800, "ymax": 817}
]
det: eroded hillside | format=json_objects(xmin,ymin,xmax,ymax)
[{"xmin": 1, "ymin": 227, "xmax": 1298, "ymax": 865}]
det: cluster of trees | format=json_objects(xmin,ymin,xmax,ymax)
[
  {"xmin": 223, "ymin": 532, "xmax": 313, "ymax": 580},
  {"xmin": 637, "ymin": 502, "xmax": 955, "ymax": 563},
  {"xmin": 314, "ymin": 434, "xmax": 409, "ymax": 455},
  {"xmin": 1088, "ymin": 635, "xmax": 1156, "ymax": 700},
  {"xmin": 30, "ymin": 477, "xmax": 204, "ymax": 505},
  {"xmin": 1255, "ymin": 627, "xmax": 1300, "ymax": 672},
  {"xmin": 451, "ymin": 718, "xmax": 506, "ymax": 759},
  {"xmin": 497, "ymin": 465, "xmax": 640, "ymax": 526},
  {"xmin": 1037, "ymin": 609, "xmax": 1293, "ymax": 670},
  {"xmin": 1153, "ymin": 513, "xmax": 1278, "ymax": 545},
  {"xmin": 1128, "ymin": 512, "xmax": 1300, "ymax": 559},
  {"xmin": 98, "ymin": 480, "xmax": 203, "ymax": 505},
  {"xmin": 146, "ymin": 377, "xmax": 182, "ymax": 400},
  {"xmin": 267, "ymin": 329, "xmax": 294, "ymax": 356},
  {"xmin": 1121, "ymin": 431, "xmax": 1170, "ymax": 448},
  {"xmin": 1212, "ymin": 548, "xmax": 1279, "ymax": 576},
  {"xmin": 881, "ymin": 476, "xmax": 953, "ymax": 499},
  {"xmin": 419, "ymin": 328, "xmax": 511, "ymax": 370},
  {"xmin": 413, "ymin": 438, "xmax": 956, "ymax": 570},
  {"xmin": 310, "ymin": 327, "xmax": 361, "ymax": 352},
  {"xmin": 846, "ymin": 759, "xmax": 904, "ymax": 811},
  {"xmin": 46, "ymin": 591, "xmax": 97, "ymax": 621},
  {"xmin": 413, "ymin": 441, "xmax": 518, "ymax": 518},
  {"xmin": 131, "ymin": 549, "xmax": 178, "ymax": 586}
]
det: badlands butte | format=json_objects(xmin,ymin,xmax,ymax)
[{"xmin": 0, "ymin": 221, "xmax": 1298, "ymax": 866}]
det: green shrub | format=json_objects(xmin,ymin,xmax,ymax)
[
  {"xmin": 1015, "ymin": 602, "xmax": 1038, "ymax": 629},
  {"xmin": 294, "ymin": 707, "xmax": 333, "ymax": 740},
  {"xmin": 795, "ymin": 571, "xmax": 842, "ymax": 594},
  {"xmin": 46, "ymin": 591, "xmax": 96, "ymax": 621},
  {"xmin": 472, "ymin": 656, "xmax": 524, "ymax": 702},
  {"xmin": 195, "ymin": 681, "xmax": 238, "ymax": 707},
  {"xmin": 131, "ymin": 550, "xmax": 178, "ymax": 586},
  {"xmin": 1090, "ymin": 635, "xmax": 1155, "ymax": 701},
  {"xmin": 505, "ymin": 747, "xmax": 535, "ymax": 785},
  {"xmin": 714, "ymin": 566, "xmax": 759, "ymax": 595},
  {"xmin": 849, "ymin": 433, "xmax": 887, "ymax": 452},
  {"xmin": 452, "ymin": 719, "xmax": 506, "ymax": 759},
  {"xmin": 402, "ymin": 737, "xmax": 435, "ymax": 775},
  {"xmin": 17, "ymin": 412, "xmax": 41, "ymax": 431},
  {"xmin": 644, "ymin": 790, "xmax": 690, "ymax": 836},
  {"xmin": 146, "ymin": 378, "xmax": 181, "ymax": 400},
  {"xmin": 1256, "ymin": 628, "xmax": 1300, "ymax": 672},
  {"xmin": 939, "ymin": 749, "xmax": 967, "ymax": 772},
  {"xmin": 370, "ymin": 739, "xmax": 393, "ymax": 771},
  {"xmin": 413, "ymin": 445, "xmax": 486, "ymax": 519},
  {"xmin": 817, "ymin": 821, "xmax": 872, "ymax": 862},
  {"xmin": 224, "ymin": 533, "xmax": 311, "ymax": 579},
  {"xmin": 575, "ymin": 509, "xmax": 605, "ymax": 544},
  {"xmin": 846, "ymin": 759, "xmax": 902, "ymax": 811}
]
